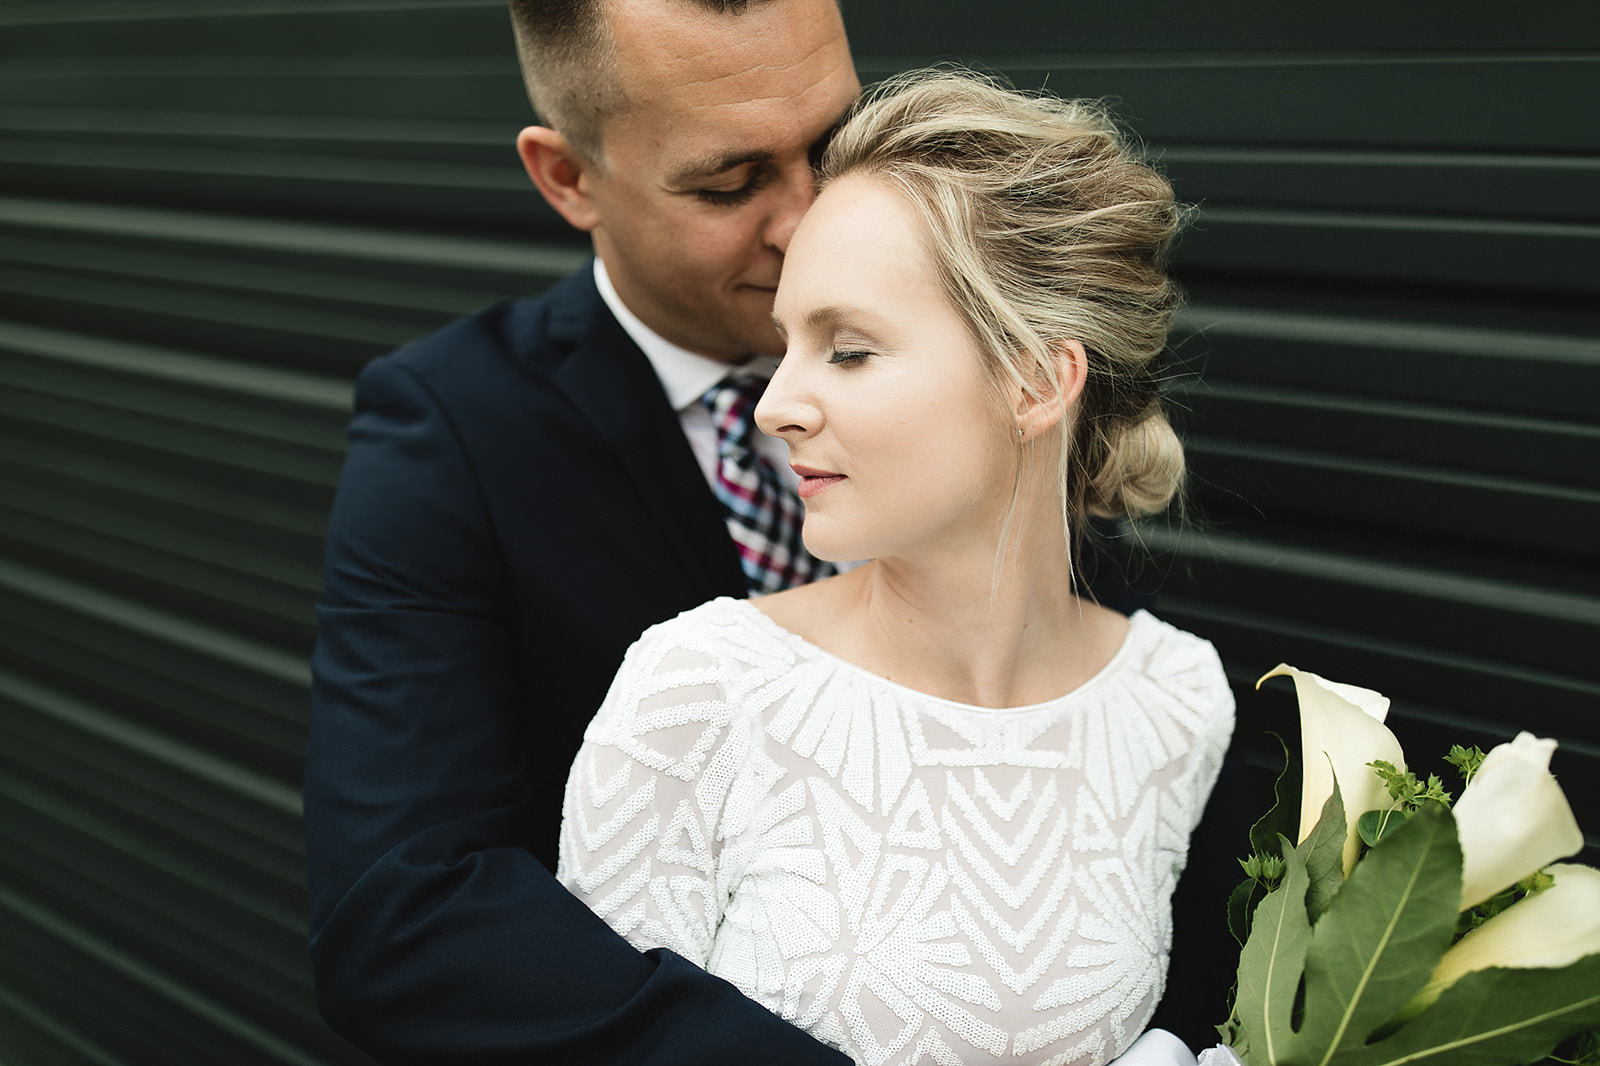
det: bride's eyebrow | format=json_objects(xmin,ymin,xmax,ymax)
[
  {"xmin": 771, "ymin": 305, "xmax": 849, "ymax": 336},
  {"xmin": 771, "ymin": 304, "xmax": 889, "ymax": 343},
  {"xmin": 802, "ymin": 304, "xmax": 883, "ymax": 331}
]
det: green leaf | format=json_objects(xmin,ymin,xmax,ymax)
[
  {"xmin": 1346, "ymin": 954, "xmax": 1600, "ymax": 1066},
  {"xmin": 1250, "ymin": 733, "xmax": 1300, "ymax": 859},
  {"xmin": 1230, "ymin": 734, "xmax": 1299, "ymax": 949},
  {"xmin": 1236, "ymin": 834, "xmax": 1313, "ymax": 1065},
  {"xmin": 1544, "ymin": 1028, "xmax": 1600, "ymax": 1066},
  {"xmin": 1296, "ymin": 805, "xmax": 1462, "ymax": 1066},
  {"xmin": 1357, "ymin": 808, "xmax": 1407, "ymax": 848},
  {"xmin": 1230, "ymin": 876, "xmax": 1268, "ymax": 947},
  {"xmin": 1218, "ymin": 1011, "xmax": 1243, "ymax": 1053},
  {"xmin": 1443, "ymin": 744, "xmax": 1487, "ymax": 790},
  {"xmin": 1297, "ymin": 778, "xmax": 1347, "ymax": 923}
]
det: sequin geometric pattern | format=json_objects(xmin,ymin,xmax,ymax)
[
  {"xmin": 702, "ymin": 375, "xmax": 835, "ymax": 594},
  {"xmin": 559, "ymin": 598, "xmax": 1234, "ymax": 1066}
]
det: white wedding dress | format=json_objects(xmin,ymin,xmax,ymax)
[{"xmin": 558, "ymin": 598, "xmax": 1234, "ymax": 1066}]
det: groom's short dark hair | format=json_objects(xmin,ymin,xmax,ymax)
[{"xmin": 507, "ymin": 0, "xmax": 771, "ymax": 164}]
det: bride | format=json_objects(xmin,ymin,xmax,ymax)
[{"xmin": 556, "ymin": 68, "xmax": 1234, "ymax": 1066}]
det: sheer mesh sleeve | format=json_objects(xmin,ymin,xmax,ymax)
[{"xmin": 558, "ymin": 625, "xmax": 752, "ymax": 966}]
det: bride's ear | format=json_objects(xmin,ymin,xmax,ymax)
[{"xmin": 1015, "ymin": 339, "xmax": 1088, "ymax": 442}]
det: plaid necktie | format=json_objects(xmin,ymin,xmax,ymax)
[{"xmin": 702, "ymin": 374, "xmax": 835, "ymax": 595}]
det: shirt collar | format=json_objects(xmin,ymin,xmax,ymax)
[{"xmin": 593, "ymin": 257, "xmax": 775, "ymax": 412}]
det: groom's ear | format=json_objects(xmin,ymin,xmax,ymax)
[
  {"xmin": 1015, "ymin": 339, "xmax": 1088, "ymax": 442},
  {"xmin": 517, "ymin": 126, "xmax": 601, "ymax": 232}
]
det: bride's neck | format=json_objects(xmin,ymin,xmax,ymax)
[{"xmin": 812, "ymin": 534, "xmax": 1120, "ymax": 709}]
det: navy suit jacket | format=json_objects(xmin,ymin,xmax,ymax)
[
  {"xmin": 305, "ymin": 266, "xmax": 852, "ymax": 1065},
  {"xmin": 304, "ymin": 264, "xmax": 1188, "ymax": 1063}
]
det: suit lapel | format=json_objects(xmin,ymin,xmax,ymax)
[{"xmin": 540, "ymin": 267, "xmax": 745, "ymax": 598}]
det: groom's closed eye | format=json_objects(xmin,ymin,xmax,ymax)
[{"xmin": 695, "ymin": 167, "xmax": 770, "ymax": 207}]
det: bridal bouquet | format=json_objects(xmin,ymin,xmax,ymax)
[{"xmin": 1204, "ymin": 665, "xmax": 1600, "ymax": 1066}]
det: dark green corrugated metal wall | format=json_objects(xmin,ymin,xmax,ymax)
[{"xmin": 1, "ymin": 1, "xmax": 1595, "ymax": 1062}]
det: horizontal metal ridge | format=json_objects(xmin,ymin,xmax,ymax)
[
  {"xmin": 1177, "ymin": 305, "xmax": 1600, "ymax": 365},
  {"xmin": 1186, "ymin": 381, "xmax": 1600, "ymax": 440},
  {"xmin": 1160, "ymin": 146, "xmax": 1600, "ymax": 171},
  {"xmin": 1200, "ymin": 204, "xmax": 1600, "ymax": 240},
  {"xmin": 1159, "ymin": 593, "xmax": 1600, "ymax": 705},
  {"xmin": 0, "ymin": 666, "xmax": 301, "ymax": 816},
  {"xmin": 0, "ymin": 1, "xmax": 502, "ymax": 29},
  {"xmin": 860, "ymin": 52, "xmax": 1600, "ymax": 72},
  {"xmin": 5, "ymin": 434, "xmax": 331, "ymax": 540},
  {"xmin": 0, "ymin": 103, "xmax": 507, "ymax": 142},
  {"xmin": 1189, "ymin": 437, "xmax": 1600, "ymax": 506},
  {"xmin": 1, "ymin": 692, "xmax": 307, "ymax": 866},
  {"xmin": 0, "ymin": 320, "xmax": 350, "ymax": 410},
  {"xmin": 3, "ymin": 486, "xmax": 322, "ymax": 593},
  {"xmin": 0, "ymin": 232, "xmax": 505, "ymax": 320},
  {"xmin": 0, "ymin": 196, "xmax": 588, "ymax": 274},
  {"xmin": 1146, "ymin": 528, "xmax": 1600, "ymax": 627},
  {"xmin": 0, "ymin": 883, "xmax": 322, "ymax": 1066},
  {"xmin": 0, "ymin": 559, "xmax": 310, "ymax": 691},
  {"xmin": 0, "ymin": 139, "xmax": 521, "ymax": 189},
  {"xmin": 0, "ymin": 391, "xmax": 344, "ymax": 483},
  {"xmin": 0, "ymin": 981, "xmax": 120, "ymax": 1066},
  {"xmin": 2, "ymin": 770, "xmax": 305, "ymax": 937}
]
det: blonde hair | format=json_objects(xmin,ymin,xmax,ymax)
[{"xmin": 818, "ymin": 68, "xmax": 1188, "ymax": 547}]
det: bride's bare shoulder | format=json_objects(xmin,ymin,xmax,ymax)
[
  {"xmin": 1072, "ymin": 596, "xmax": 1134, "ymax": 667},
  {"xmin": 750, "ymin": 569, "xmax": 862, "ymax": 642},
  {"xmin": 1084, "ymin": 597, "xmax": 1133, "ymax": 636}
]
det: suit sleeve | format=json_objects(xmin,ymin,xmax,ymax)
[{"xmin": 303, "ymin": 356, "xmax": 849, "ymax": 1065}]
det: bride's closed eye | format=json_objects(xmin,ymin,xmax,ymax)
[{"xmin": 827, "ymin": 350, "xmax": 871, "ymax": 366}]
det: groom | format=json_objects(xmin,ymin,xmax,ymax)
[
  {"xmin": 304, "ymin": 1, "xmax": 1161, "ymax": 1063},
  {"xmin": 304, "ymin": 3, "xmax": 862, "ymax": 1062}
]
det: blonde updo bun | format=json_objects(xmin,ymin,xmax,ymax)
[
  {"xmin": 819, "ymin": 67, "xmax": 1190, "ymax": 543},
  {"xmin": 1084, "ymin": 412, "xmax": 1186, "ymax": 520}
]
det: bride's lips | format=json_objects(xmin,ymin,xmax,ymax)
[{"xmin": 792, "ymin": 464, "xmax": 845, "ymax": 499}]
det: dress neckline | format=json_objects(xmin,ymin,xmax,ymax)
[{"xmin": 720, "ymin": 596, "xmax": 1152, "ymax": 715}]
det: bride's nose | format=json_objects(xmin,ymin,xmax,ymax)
[{"xmin": 754, "ymin": 354, "xmax": 817, "ymax": 441}]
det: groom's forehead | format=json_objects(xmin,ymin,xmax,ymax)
[{"xmin": 598, "ymin": 0, "xmax": 855, "ymax": 150}]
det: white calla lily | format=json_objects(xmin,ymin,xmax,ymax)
[
  {"xmin": 1409, "ymin": 863, "xmax": 1600, "ymax": 1014},
  {"xmin": 1257, "ymin": 664, "xmax": 1405, "ymax": 874},
  {"xmin": 1451, "ymin": 732, "xmax": 1584, "ymax": 910}
]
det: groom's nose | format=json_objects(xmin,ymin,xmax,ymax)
[{"xmin": 762, "ymin": 165, "xmax": 818, "ymax": 255}]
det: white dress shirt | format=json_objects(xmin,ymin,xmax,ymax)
[{"xmin": 593, "ymin": 258, "xmax": 800, "ymax": 494}]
